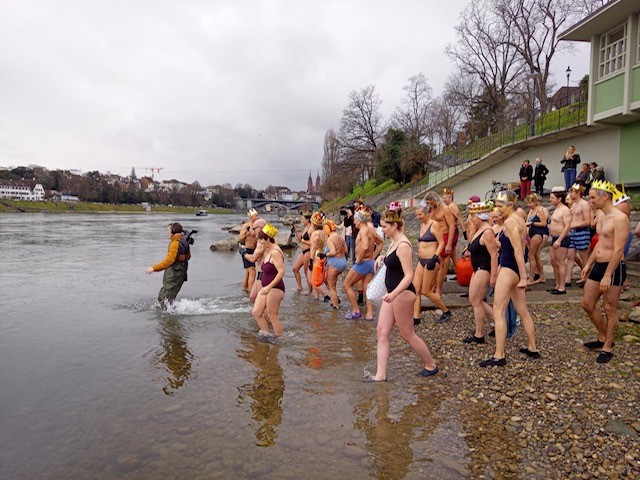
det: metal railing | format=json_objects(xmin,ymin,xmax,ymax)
[{"xmin": 417, "ymin": 100, "xmax": 588, "ymax": 196}]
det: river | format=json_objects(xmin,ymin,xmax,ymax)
[{"xmin": 0, "ymin": 213, "xmax": 469, "ymax": 479}]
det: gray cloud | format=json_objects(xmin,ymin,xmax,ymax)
[{"xmin": 0, "ymin": 0, "xmax": 590, "ymax": 190}]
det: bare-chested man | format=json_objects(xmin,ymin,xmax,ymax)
[
  {"xmin": 443, "ymin": 188, "xmax": 464, "ymax": 258},
  {"xmin": 238, "ymin": 208, "xmax": 259, "ymax": 292},
  {"xmin": 580, "ymin": 181, "xmax": 630, "ymax": 363},
  {"xmin": 343, "ymin": 209, "xmax": 383, "ymax": 320},
  {"xmin": 567, "ymin": 184, "xmax": 592, "ymax": 285},
  {"xmin": 548, "ymin": 188, "xmax": 571, "ymax": 294},
  {"xmin": 423, "ymin": 192, "xmax": 456, "ymax": 297}
]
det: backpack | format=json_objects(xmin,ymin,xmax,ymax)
[{"xmin": 177, "ymin": 230, "xmax": 197, "ymax": 280}]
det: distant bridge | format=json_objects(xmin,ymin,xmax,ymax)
[{"xmin": 238, "ymin": 198, "xmax": 320, "ymax": 213}]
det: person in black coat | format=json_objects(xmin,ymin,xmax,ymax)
[
  {"xmin": 533, "ymin": 157, "xmax": 549, "ymax": 196},
  {"xmin": 560, "ymin": 145, "xmax": 581, "ymax": 190},
  {"xmin": 519, "ymin": 159, "xmax": 533, "ymax": 199}
]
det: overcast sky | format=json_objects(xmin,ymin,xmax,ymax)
[{"xmin": 0, "ymin": 0, "xmax": 590, "ymax": 191}]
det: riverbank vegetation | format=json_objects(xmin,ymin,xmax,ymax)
[{"xmin": 0, "ymin": 200, "xmax": 232, "ymax": 214}]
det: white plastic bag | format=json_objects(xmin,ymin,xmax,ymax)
[{"xmin": 366, "ymin": 263, "xmax": 387, "ymax": 306}]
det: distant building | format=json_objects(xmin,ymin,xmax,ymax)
[
  {"xmin": 0, "ymin": 182, "xmax": 45, "ymax": 201},
  {"xmin": 548, "ymin": 86, "xmax": 582, "ymax": 111}
]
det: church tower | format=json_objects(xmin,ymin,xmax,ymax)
[
  {"xmin": 307, "ymin": 171, "xmax": 313, "ymax": 193},
  {"xmin": 315, "ymin": 170, "xmax": 321, "ymax": 192}
]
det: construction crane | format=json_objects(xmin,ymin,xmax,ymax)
[{"xmin": 128, "ymin": 166, "xmax": 165, "ymax": 180}]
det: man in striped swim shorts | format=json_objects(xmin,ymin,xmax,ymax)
[{"xmin": 568, "ymin": 184, "xmax": 592, "ymax": 284}]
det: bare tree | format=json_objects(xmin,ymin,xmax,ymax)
[
  {"xmin": 391, "ymin": 73, "xmax": 434, "ymax": 144},
  {"xmin": 497, "ymin": 0, "xmax": 602, "ymax": 112},
  {"xmin": 320, "ymin": 128, "xmax": 354, "ymax": 198},
  {"xmin": 338, "ymin": 85, "xmax": 384, "ymax": 181},
  {"xmin": 446, "ymin": 0, "xmax": 526, "ymax": 131}
]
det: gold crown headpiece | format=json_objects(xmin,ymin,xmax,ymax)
[
  {"xmin": 569, "ymin": 183, "xmax": 585, "ymax": 193},
  {"xmin": 301, "ymin": 210, "xmax": 313, "ymax": 218},
  {"xmin": 262, "ymin": 223, "xmax": 278, "ymax": 239},
  {"xmin": 495, "ymin": 191, "xmax": 510, "ymax": 203},
  {"xmin": 247, "ymin": 208, "xmax": 258, "ymax": 217},
  {"xmin": 384, "ymin": 208, "xmax": 402, "ymax": 223},
  {"xmin": 468, "ymin": 201, "xmax": 492, "ymax": 214},
  {"xmin": 590, "ymin": 180, "xmax": 617, "ymax": 195},
  {"xmin": 612, "ymin": 185, "xmax": 630, "ymax": 206},
  {"xmin": 310, "ymin": 210, "xmax": 325, "ymax": 226},
  {"xmin": 443, "ymin": 188, "xmax": 454, "ymax": 196}
]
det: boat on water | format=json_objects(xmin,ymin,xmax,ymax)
[{"xmin": 195, "ymin": 210, "xmax": 208, "ymax": 217}]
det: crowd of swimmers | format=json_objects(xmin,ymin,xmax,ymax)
[{"xmin": 231, "ymin": 178, "xmax": 636, "ymax": 380}]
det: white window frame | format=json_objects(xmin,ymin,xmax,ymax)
[
  {"xmin": 598, "ymin": 23, "xmax": 627, "ymax": 79},
  {"xmin": 637, "ymin": 14, "xmax": 640, "ymax": 66}
]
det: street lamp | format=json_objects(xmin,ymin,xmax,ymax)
[
  {"xmin": 527, "ymin": 72, "xmax": 542, "ymax": 137},
  {"xmin": 566, "ymin": 66, "xmax": 572, "ymax": 107}
]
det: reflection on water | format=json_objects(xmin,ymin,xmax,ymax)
[
  {"xmin": 155, "ymin": 317, "xmax": 195, "ymax": 395},
  {"xmin": 236, "ymin": 332, "xmax": 284, "ymax": 447}
]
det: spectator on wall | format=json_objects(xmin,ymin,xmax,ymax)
[
  {"xmin": 533, "ymin": 158, "xmax": 549, "ymax": 196},
  {"xmin": 519, "ymin": 159, "xmax": 533, "ymax": 200},
  {"xmin": 560, "ymin": 145, "xmax": 581, "ymax": 190}
]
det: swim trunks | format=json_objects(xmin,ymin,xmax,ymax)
[
  {"xmin": 588, "ymin": 261, "xmax": 626, "ymax": 287},
  {"xmin": 242, "ymin": 248, "xmax": 255, "ymax": 268},
  {"xmin": 569, "ymin": 226, "xmax": 590, "ymax": 251},
  {"xmin": 440, "ymin": 228, "xmax": 459, "ymax": 259},
  {"xmin": 326, "ymin": 256, "xmax": 347, "ymax": 272},
  {"xmin": 551, "ymin": 235, "xmax": 571, "ymax": 249},
  {"xmin": 352, "ymin": 259, "xmax": 375, "ymax": 275}
]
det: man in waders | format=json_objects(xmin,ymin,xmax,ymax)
[{"xmin": 146, "ymin": 222, "xmax": 191, "ymax": 307}]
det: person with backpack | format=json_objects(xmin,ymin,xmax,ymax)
[{"xmin": 146, "ymin": 222, "xmax": 193, "ymax": 307}]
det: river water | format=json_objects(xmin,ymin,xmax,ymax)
[{"xmin": 0, "ymin": 213, "xmax": 469, "ymax": 479}]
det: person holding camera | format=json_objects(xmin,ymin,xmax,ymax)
[{"xmin": 146, "ymin": 222, "xmax": 193, "ymax": 307}]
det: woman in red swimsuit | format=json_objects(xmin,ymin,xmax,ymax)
[{"xmin": 252, "ymin": 223, "xmax": 286, "ymax": 342}]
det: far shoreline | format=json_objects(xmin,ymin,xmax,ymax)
[{"xmin": 0, "ymin": 200, "xmax": 233, "ymax": 215}]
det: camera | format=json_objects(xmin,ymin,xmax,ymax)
[
  {"xmin": 339, "ymin": 209, "xmax": 347, "ymax": 216},
  {"xmin": 185, "ymin": 230, "xmax": 197, "ymax": 245}
]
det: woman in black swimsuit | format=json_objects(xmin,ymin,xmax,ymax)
[
  {"xmin": 464, "ymin": 202, "xmax": 499, "ymax": 344},
  {"xmin": 292, "ymin": 211, "xmax": 313, "ymax": 293},
  {"xmin": 364, "ymin": 209, "xmax": 438, "ymax": 381},
  {"xmin": 480, "ymin": 191, "xmax": 540, "ymax": 367},
  {"xmin": 525, "ymin": 194, "xmax": 549, "ymax": 285},
  {"xmin": 413, "ymin": 205, "xmax": 451, "ymax": 325}
]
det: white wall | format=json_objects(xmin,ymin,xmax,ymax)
[{"xmin": 448, "ymin": 128, "xmax": 621, "ymax": 202}]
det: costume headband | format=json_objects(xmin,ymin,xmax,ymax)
[
  {"xmin": 612, "ymin": 185, "xmax": 630, "ymax": 206},
  {"xmin": 590, "ymin": 180, "xmax": 617, "ymax": 195},
  {"xmin": 247, "ymin": 208, "xmax": 258, "ymax": 217},
  {"xmin": 495, "ymin": 191, "xmax": 510, "ymax": 203},
  {"xmin": 443, "ymin": 188, "xmax": 454, "ymax": 196},
  {"xmin": 262, "ymin": 223, "xmax": 278, "ymax": 239},
  {"xmin": 569, "ymin": 183, "xmax": 585, "ymax": 193},
  {"xmin": 310, "ymin": 211, "xmax": 325, "ymax": 226},
  {"xmin": 468, "ymin": 201, "xmax": 492, "ymax": 214},
  {"xmin": 551, "ymin": 186, "xmax": 565, "ymax": 193},
  {"xmin": 389, "ymin": 201, "xmax": 402, "ymax": 211}
]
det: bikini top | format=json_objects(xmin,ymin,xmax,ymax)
[{"xmin": 419, "ymin": 223, "xmax": 437, "ymax": 243}]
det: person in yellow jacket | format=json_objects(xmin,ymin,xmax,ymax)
[{"xmin": 146, "ymin": 222, "xmax": 191, "ymax": 306}]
